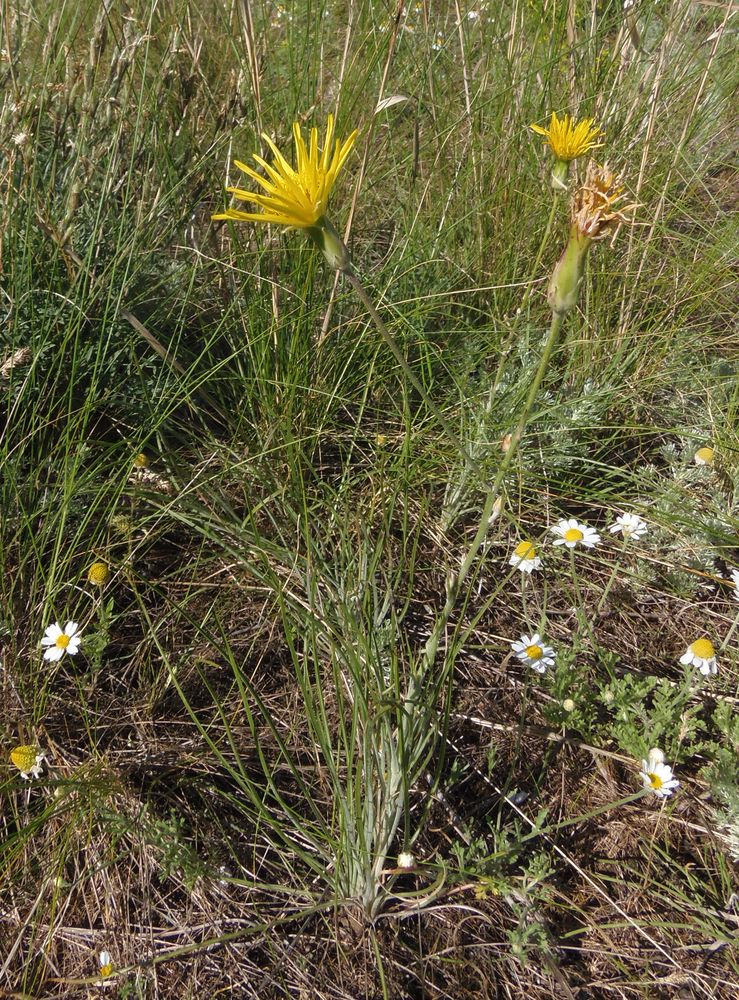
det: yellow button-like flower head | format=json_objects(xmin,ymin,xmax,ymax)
[
  {"xmin": 214, "ymin": 114, "xmax": 358, "ymax": 231},
  {"xmin": 530, "ymin": 111, "xmax": 604, "ymax": 162},
  {"xmin": 87, "ymin": 561, "xmax": 110, "ymax": 586}
]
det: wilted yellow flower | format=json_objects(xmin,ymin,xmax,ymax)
[
  {"xmin": 213, "ymin": 115, "xmax": 358, "ymax": 268},
  {"xmin": 548, "ymin": 161, "xmax": 635, "ymax": 314},
  {"xmin": 87, "ymin": 561, "xmax": 110, "ymax": 585},
  {"xmin": 133, "ymin": 453, "xmax": 149, "ymax": 468},
  {"xmin": 571, "ymin": 161, "xmax": 636, "ymax": 241},
  {"xmin": 530, "ymin": 112, "xmax": 604, "ymax": 162}
]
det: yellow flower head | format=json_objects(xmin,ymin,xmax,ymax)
[
  {"xmin": 10, "ymin": 744, "xmax": 45, "ymax": 779},
  {"xmin": 213, "ymin": 114, "xmax": 358, "ymax": 230},
  {"xmin": 87, "ymin": 561, "xmax": 110, "ymax": 586},
  {"xmin": 571, "ymin": 161, "xmax": 636, "ymax": 241},
  {"xmin": 530, "ymin": 111, "xmax": 604, "ymax": 162}
]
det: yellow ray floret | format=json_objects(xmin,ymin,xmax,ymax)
[
  {"xmin": 213, "ymin": 114, "xmax": 359, "ymax": 229},
  {"xmin": 530, "ymin": 111, "xmax": 604, "ymax": 162}
]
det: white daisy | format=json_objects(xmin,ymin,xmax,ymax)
[
  {"xmin": 608, "ymin": 512, "xmax": 647, "ymax": 541},
  {"xmin": 97, "ymin": 950, "xmax": 115, "ymax": 987},
  {"xmin": 41, "ymin": 621, "xmax": 82, "ymax": 661},
  {"xmin": 729, "ymin": 568, "xmax": 739, "ymax": 603},
  {"xmin": 550, "ymin": 518, "xmax": 600, "ymax": 549},
  {"xmin": 640, "ymin": 748, "xmax": 679, "ymax": 799},
  {"xmin": 679, "ymin": 637, "xmax": 717, "ymax": 676},
  {"xmin": 510, "ymin": 632, "xmax": 556, "ymax": 673},
  {"xmin": 508, "ymin": 540, "xmax": 542, "ymax": 574},
  {"xmin": 9, "ymin": 745, "xmax": 45, "ymax": 780}
]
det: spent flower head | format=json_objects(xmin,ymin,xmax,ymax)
[
  {"xmin": 679, "ymin": 638, "xmax": 717, "ymax": 676},
  {"xmin": 10, "ymin": 745, "xmax": 45, "ymax": 780},
  {"xmin": 571, "ymin": 161, "xmax": 636, "ymax": 241},
  {"xmin": 530, "ymin": 111, "xmax": 604, "ymax": 162},
  {"xmin": 609, "ymin": 512, "xmax": 647, "ymax": 541},
  {"xmin": 397, "ymin": 852, "xmax": 416, "ymax": 870},
  {"xmin": 511, "ymin": 632, "xmax": 556, "ymax": 673},
  {"xmin": 550, "ymin": 518, "xmax": 600, "ymax": 549},
  {"xmin": 508, "ymin": 540, "xmax": 542, "ymax": 574},
  {"xmin": 213, "ymin": 115, "xmax": 358, "ymax": 268},
  {"xmin": 640, "ymin": 748, "xmax": 679, "ymax": 799},
  {"xmin": 41, "ymin": 621, "xmax": 82, "ymax": 661}
]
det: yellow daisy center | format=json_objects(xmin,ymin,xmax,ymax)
[
  {"xmin": 100, "ymin": 963, "xmax": 113, "ymax": 978},
  {"xmin": 694, "ymin": 446, "xmax": 713, "ymax": 464},
  {"xmin": 55, "ymin": 633, "xmax": 70, "ymax": 649},
  {"xmin": 10, "ymin": 745, "xmax": 37, "ymax": 771},
  {"xmin": 526, "ymin": 644, "xmax": 543, "ymax": 660},
  {"xmin": 647, "ymin": 772, "xmax": 663, "ymax": 790},
  {"xmin": 514, "ymin": 541, "xmax": 536, "ymax": 559},
  {"xmin": 564, "ymin": 527, "xmax": 583, "ymax": 543},
  {"xmin": 87, "ymin": 561, "xmax": 109, "ymax": 585},
  {"xmin": 690, "ymin": 638, "xmax": 714, "ymax": 659}
]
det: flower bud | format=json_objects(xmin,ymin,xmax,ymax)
[
  {"xmin": 307, "ymin": 217, "xmax": 352, "ymax": 271},
  {"xmin": 551, "ymin": 159, "xmax": 569, "ymax": 191},
  {"xmin": 547, "ymin": 227, "xmax": 590, "ymax": 315}
]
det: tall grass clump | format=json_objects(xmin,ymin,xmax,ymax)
[{"xmin": 2, "ymin": 1, "xmax": 738, "ymax": 997}]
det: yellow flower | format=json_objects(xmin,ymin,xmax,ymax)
[
  {"xmin": 133, "ymin": 453, "xmax": 149, "ymax": 468},
  {"xmin": 213, "ymin": 114, "xmax": 358, "ymax": 231},
  {"xmin": 87, "ymin": 561, "xmax": 110, "ymax": 585},
  {"xmin": 694, "ymin": 446, "xmax": 714, "ymax": 466},
  {"xmin": 530, "ymin": 111, "xmax": 604, "ymax": 163}
]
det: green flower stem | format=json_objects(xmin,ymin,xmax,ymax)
[
  {"xmin": 596, "ymin": 536, "xmax": 629, "ymax": 615},
  {"xmin": 720, "ymin": 607, "xmax": 739, "ymax": 652},
  {"xmin": 568, "ymin": 546, "xmax": 596, "ymax": 645},
  {"xmin": 518, "ymin": 787, "xmax": 652, "ymax": 846},
  {"xmin": 486, "ymin": 191, "xmax": 562, "ymax": 415},
  {"xmin": 344, "ymin": 267, "xmax": 478, "ymax": 471},
  {"xmin": 518, "ymin": 191, "xmax": 561, "ymax": 316}
]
